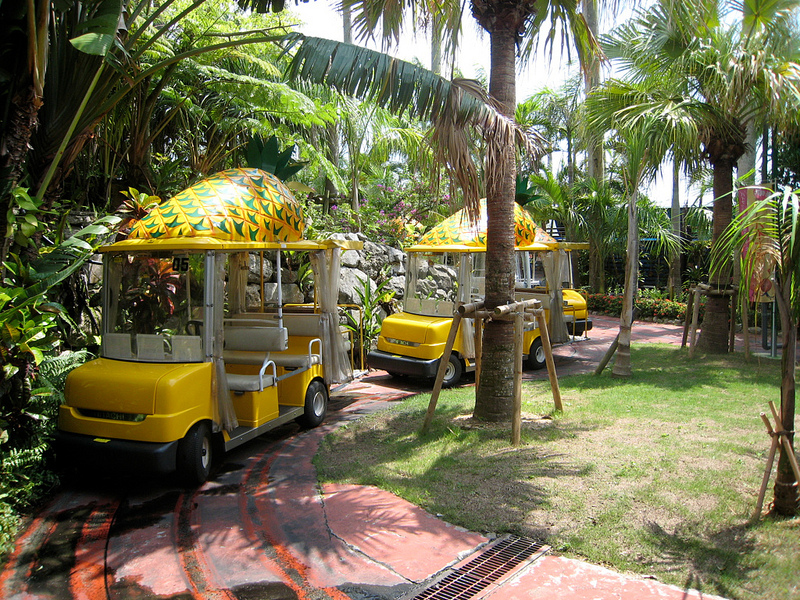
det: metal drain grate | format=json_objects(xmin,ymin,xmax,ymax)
[{"xmin": 406, "ymin": 535, "xmax": 549, "ymax": 600}]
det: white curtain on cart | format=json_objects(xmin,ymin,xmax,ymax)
[
  {"xmin": 310, "ymin": 248, "xmax": 353, "ymax": 385},
  {"xmin": 212, "ymin": 252, "xmax": 238, "ymax": 432}
]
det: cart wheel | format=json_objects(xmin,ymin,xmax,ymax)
[
  {"xmin": 441, "ymin": 354, "xmax": 463, "ymax": 387},
  {"xmin": 528, "ymin": 338, "xmax": 546, "ymax": 370},
  {"xmin": 297, "ymin": 380, "xmax": 328, "ymax": 428},
  {"xmin": 177, "ymin": 422, "xmax": 213, "ymax": 486}
]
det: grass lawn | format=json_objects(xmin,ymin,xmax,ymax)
[{"xmin": 316, "ymin": 344, "xmax": 800, "ymax": 600}]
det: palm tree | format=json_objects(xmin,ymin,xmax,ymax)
[
  {"xmin": 517, "ymin": 79, "xmax": 584, "ymax": 184},
  {"xmin": 712, "ymin": 189, "xmax": 799, "ymax": 515},
  {"xmin": 287, "ymin": 0, "xmax": 594, "ymax": 421},
  {"xmin": 611, "ymin": 122, "xmax": 672, "ymax": 375},
  {"xmin": 594, "ymin": 0, "xmax": 800, "ymax": 353}
]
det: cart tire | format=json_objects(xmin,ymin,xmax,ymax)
[
  {"xmin": 297, "ymin": 380, "xmax": 328, "ymax": 428},
  {"xmin": 177, "ymin": 422, "xmax": 213, "ymax": 486},
  {"xmin": 528, "ymin": 338, "xmax": 546, "ymax": 370},
  {"xmin": 441, "ymin": 354, "xmax": 463, "ymax": 388}
]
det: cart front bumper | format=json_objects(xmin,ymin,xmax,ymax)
[
  {"xmin": 367, "ymin": 350, "xmax": 441, "ymax": 378},
  {"xmin": 54, "ymin": 430, "xmax": 179, "ymax": 474}
]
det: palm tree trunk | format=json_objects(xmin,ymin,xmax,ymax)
[
  {"xmin": 613, "ymin": 188, "xmax": 639, "ymax": 377},
  {"xmin": 474, "ymin": 25, "xmax": 517, "ymax": 422},
  {"xmin": 698, "ymin": 157, "xmax": 735, "ymax": 353},
  {"xmin": 774, "ymin": 278, "xmax": 798, "ymax": 515},
  {"xmin": 431, "ymin": 15, "xmax": 442, "ymax": 75},
  {"xmin": 668, "ymin": 159, "xmax": 681, "ymax": 298},
  {"xmin": 1, "ymin": 86, "xmax": 43, "ymax": 267},
  {"xmin": 588, "ymin": 246, "xmax": 604, "ymax": 293},
  {"xmin": 581, "ymin": 0, "xmax": 603, "ymax": 183}
]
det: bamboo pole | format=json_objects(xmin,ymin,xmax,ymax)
[
  {"xmin": 421, "ymin": 311, "xmax": 463, "ymax": 432},
  {"xmin": 535, "ymin": 308, "xmax": 563, "ymax": 412},
  {"xmin": 742, "ymin": 293, "xmax": 751, "ymax": 362},
  {"xmin": 728, "ymin": 287, "xmax": 738, "ymax": 353},
  {"xmin": 754, "ymin": 412, "xmax": 779, "ymax": 520},
  {"xmin": 458, "ymin": 300, "xmax": 485, "ymax": 316},
  {"xmin": 493, "ymin": 298, "xmax": 540, "ymax": 317},
  {"xmin": 512, "ymin": 310, "xmax": 524, "ymax": 446},
  {"xmin": 768, "ymin": 401, "xmax": 800, "ymax": 484},
  {"xmin": 688, "ymin": 286, "xmax": 702, "ymax": 357},
  {"xmin": 474, "ymin": 314, "xmax": 483, "ymax": 389},
  {"xmin": 681, "ymin": 289, "xmax": 694, "ymax": 348}
]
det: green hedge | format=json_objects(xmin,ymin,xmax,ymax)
[{"xmin": 586, "ymin": 293, "xmax": 704, "ymax": 322}]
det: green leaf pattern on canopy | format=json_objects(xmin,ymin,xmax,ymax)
[
  {"xmin": 129, "ymin": 168, "xmax": 304, "ymax": 242},
  {"xmin": 418, "ymin": 200, "xmax": 556, "ymax": 247}
]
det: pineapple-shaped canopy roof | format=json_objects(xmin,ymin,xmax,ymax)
[
  {"xmin": 418, "ymin": 199, "xmax": 556, "ymax": 247},
  {"xmin": 129, "ymin": 168, "xmax": 304, "ymax": 242}
]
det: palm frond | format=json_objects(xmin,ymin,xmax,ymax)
[{"xmin": 282, "ymin": 33, "xmax": 544, "ymax": 217}]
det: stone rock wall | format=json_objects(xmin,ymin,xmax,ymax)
[{"xmin": 241, "ymin": 233, "xmax": 406, "ymax": 308}]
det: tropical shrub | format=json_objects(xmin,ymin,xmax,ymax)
[
  {"xmin": 344, "ymin": 272, "xmax": 396, "ymax": 367},
  {"xmin": 0, "ymin": 350, "xmax": 92, "ymax": 562},
  {"xmin": 586, "ymin": 293, "xmax": 704, "ymax": 322}
]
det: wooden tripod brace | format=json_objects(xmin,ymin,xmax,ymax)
[{"xmin": 753, "ymin": 400, "xmax": 800, "ymax": 520}]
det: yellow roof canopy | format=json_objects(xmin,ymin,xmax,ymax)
[
  {"xmin": 417, "ymin": 199, "xmax": 557, "ymax": 248},
  {"xmin": 128, "ymin": 168, "xmax": 304, "ymax": 243}
]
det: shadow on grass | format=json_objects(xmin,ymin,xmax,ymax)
[
  {"xmin": 644, "ymin": 520, "xmax": 758, "ymax": 599},
  {"xmin": 317, "ymin": 397, "xmax": 600, "ymax": 537}
]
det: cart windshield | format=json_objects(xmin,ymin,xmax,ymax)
[
  {"xmin": 404, "ymin": 251, "xmax": 484, "ymax": 316},
  {"xmin": 102, "ymin": 251, "xmax": 207, "ymax": 362}
]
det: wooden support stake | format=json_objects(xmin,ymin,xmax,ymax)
[
  {"xmin": 536, "ymin": 308, "xmax": 563, "ymax": 412},
  {"xmin": 421, "ymin": 311, "xmax": 463, "ymax": 432},
  {"xmin": 754, "ymin": 412, "xmax": 779, "ymax": 520},
  {"xmin": 742, "ymin": 293, "xmax": 751, "ymax": 362},
  {"xmin": 512, "ymin": 311, "xmax": 524, "ymax": 446},
  {"xmin": 458, "ymin": 300, "xmax": 485, "ymax": 316},
  {"xmin": 681, "ymin": 289, "xmax": 695, "ymax": 348},
  {"xmin": 728, "ymin": 288, "xmax": 738, "ymax": 353},
  {"xmin": 767, "ymin": 401, "xmax": 800, "ymax": 491},
  {"xmin": 689, "ymin": 287, "xmax": 702, "ymax": 358},
  {"xmin": 474, "ymin": 314, "xmax": 483, "ymax": 389}
]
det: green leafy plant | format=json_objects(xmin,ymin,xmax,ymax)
[
  {"xmin": 1, "ymin": 214, "xmax": 120, "ymax": 449},
  {"xmin": 344, "ymin": 272, "xmax": 396, "ymax": 366},
  {"xmin": 120, "ymin": 258, "xmax": 182, "ymax": 333},
  {"xmin": 0, "ymin": 349, "xmax": 92, "ymax": 562},
  {"xmin": 118, "ymin": 188, "xmax": 161, "ymax": 230}
]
